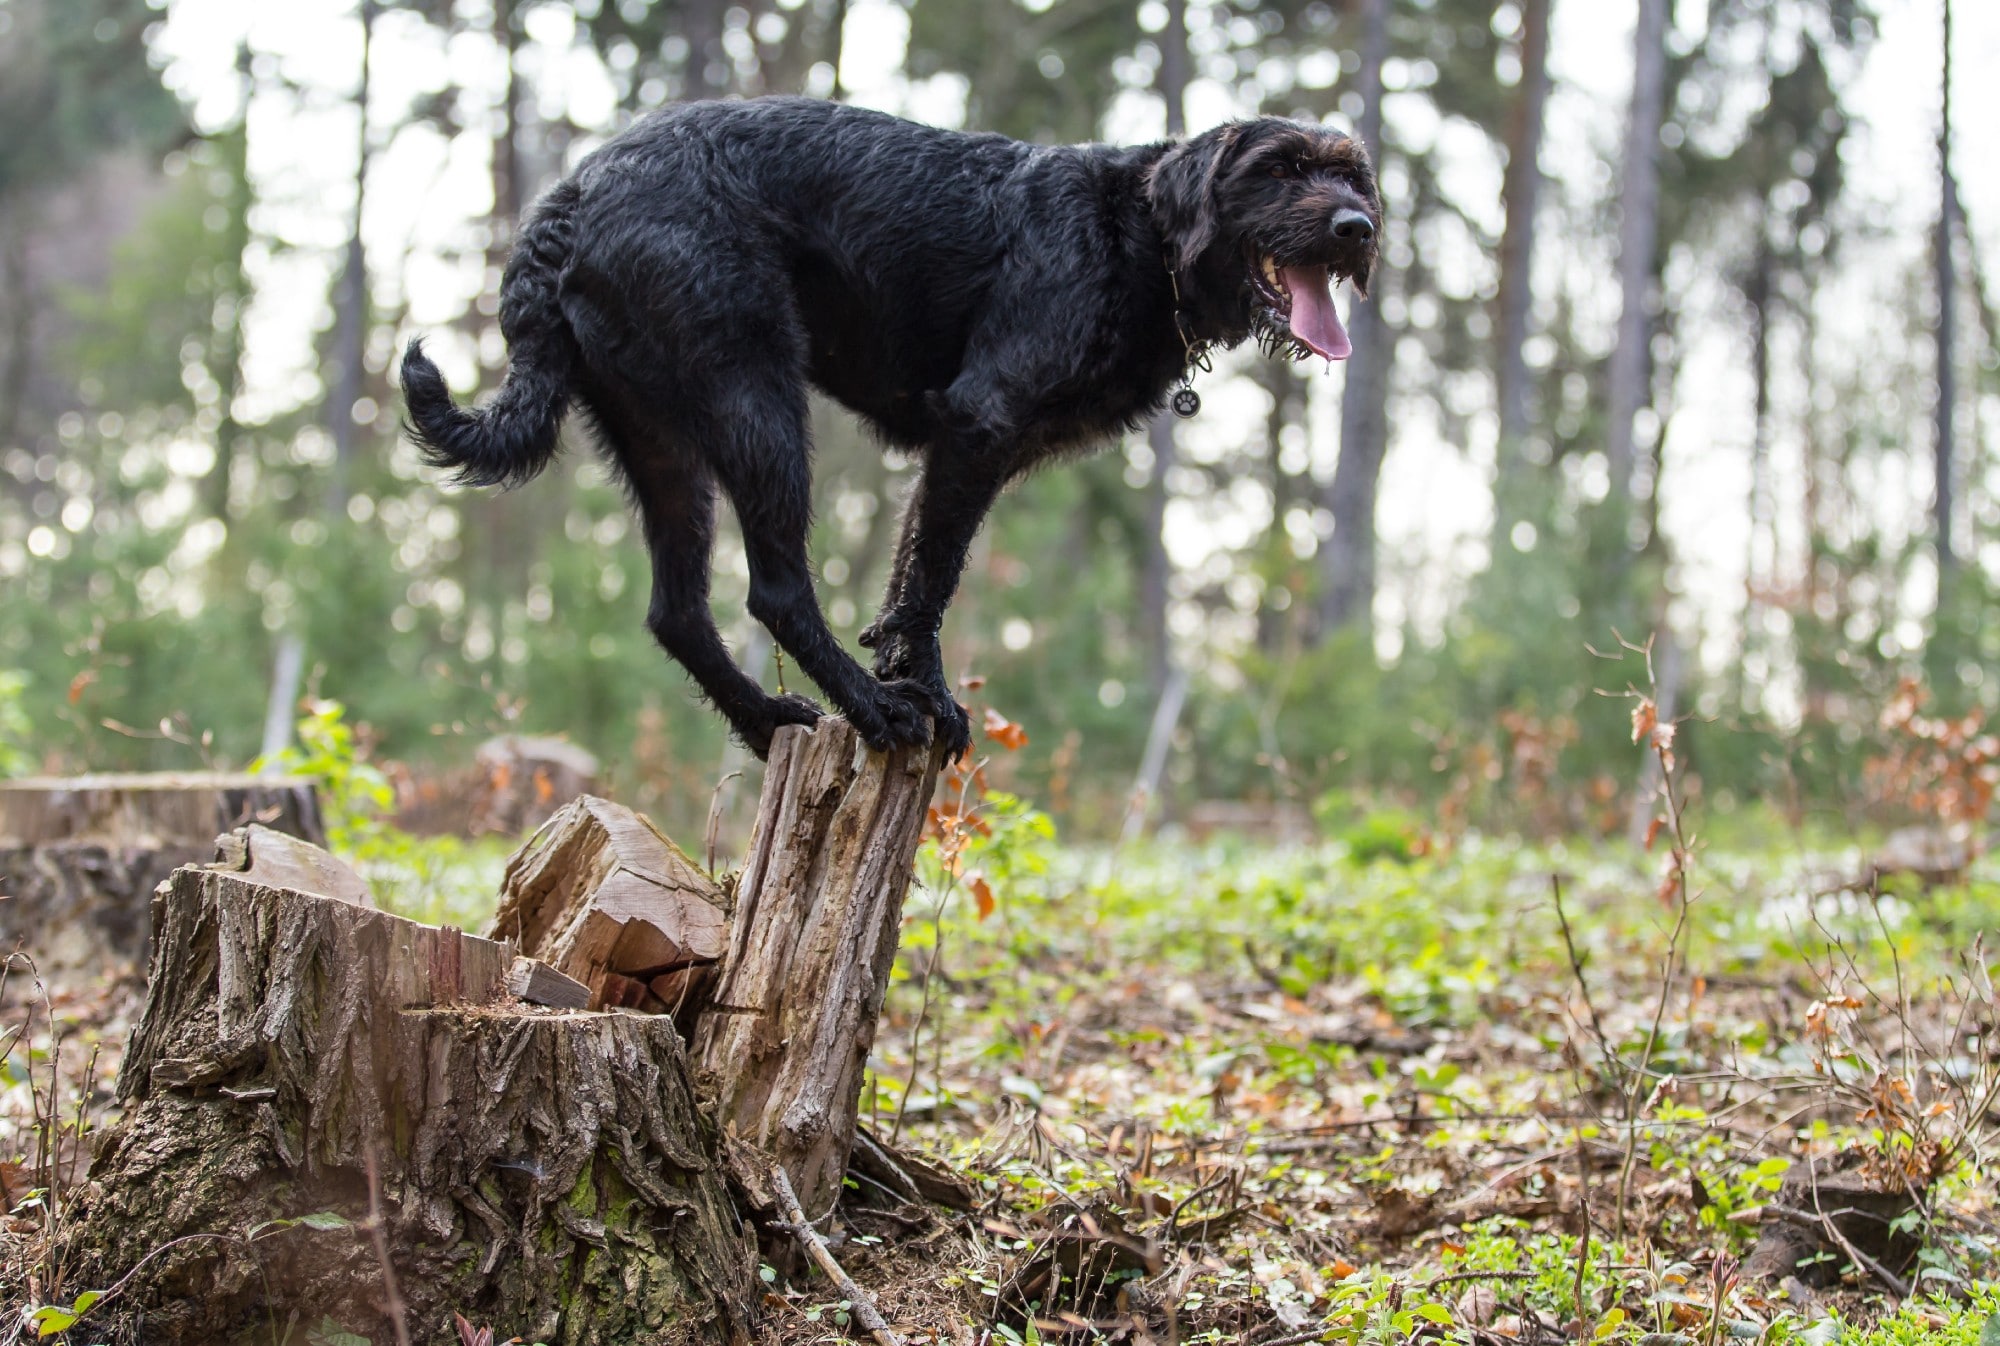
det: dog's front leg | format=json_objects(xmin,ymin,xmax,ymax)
[{"xmin": 864, "ymin": 446, "xmax": 1015, "ymax": 758}]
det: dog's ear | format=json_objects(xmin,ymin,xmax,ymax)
[{"xmin": 1148, "ymin": 123, "xmax": 1243, "ymax": 273}]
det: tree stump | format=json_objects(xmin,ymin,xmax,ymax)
[
  {"xmin": 52, "ymin": 719, "xmax": 943, "ymax": 1341},
  {"xmin": 1742, "ymin": 1157, "xmax": 1922, "ymax": 1288},
  {"xmin": 694, "ymin": 718, "xmax": 945, "ymax": 1216},
  {"xmin": 471, "ymin": 735, "xmax": 602, "ymax": 836},
  {"xmin": 60, "ymin": 865, "xmax": 755, "ymax": 1346},
  {"xmin": 0, "ymin": 773, "xmax": 324, "ymax": 977},
  {"xmin": 0, "ymin": 773, "xmax": 325, "ymax": 847}
]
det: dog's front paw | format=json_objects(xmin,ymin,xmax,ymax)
[
  {"xmin": 734, "ymin": 693, "xmax": 825, "ymax": 760},
  {"xmin": 849, "ymin": 678, "xmax": 964, "ymax": 756},
  {"xmin": 927, "ymin": 686, "xmax": 972, "ymax": 760}
]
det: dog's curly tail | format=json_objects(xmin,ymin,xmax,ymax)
[{"xmin": 399, "ymin": 179, "xmax": 582, "ymax": 489}]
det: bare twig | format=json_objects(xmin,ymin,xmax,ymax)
[
  {"xmin": 1551, "ymin": 874, "xmax": 1619, "ymax": 1085},
  {"xmin": 704, "ymin": 768, "xmax": 742, "ymax": 877},
  {"xmin": 1572, "ymin": 1128, "xmax": 1591, "ymax": 1321},
  {"xmin": 772, "ymin": 1163, "xmax": 904, "ymax": 1346},
  {"xmin": 1615, "ymin": 649, "xmax": 1696, "ymax": 1242},
  {"xmin": 363, "ymin": 1146, "xmax": 412, "ymax": 1346}
]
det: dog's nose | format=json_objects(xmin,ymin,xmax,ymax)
[{"xmin": 1331, "ymin": 209, "xmax": 1374, "ymax": 244}]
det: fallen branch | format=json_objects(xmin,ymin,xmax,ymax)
[{"xmin": 771, "ymin": 1164, "xmax": 904, "ymax": 1346}]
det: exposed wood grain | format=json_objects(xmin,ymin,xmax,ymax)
[{"xmin": 488, "ymin": 795, "xmax": 728, "ymax": 1009}]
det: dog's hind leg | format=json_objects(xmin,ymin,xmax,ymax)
[
  {"xmin": 702, "ymin": 391, "xmax": 957, "ymax": 755},
  {"xmin": 610, "ymin": 421, "xmax": 822, "ymax": 759}
]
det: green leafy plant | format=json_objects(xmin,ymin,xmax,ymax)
[
  {"xmin": 252, "ymin": 699, "xmax": 392, "ymax": 852},
  {"xmin": 0, "ymin": 671, "xmax": 34, "ymax": 778}
]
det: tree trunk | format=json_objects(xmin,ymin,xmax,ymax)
[
  {"xmin": 328, "ymin": 0, "xmax": 374, "ymax": 511},
  {"xmin": 60, "ymin": 866, "xmax": 756, "ymax": 1346},
  {"xmin": 685, "ymin": 0, "xmax": 729, "ymax": 98},
  {"xmin": 1138, "ymin": 0, "xmax": 1189, "ymax": 694},
  {"xmin": 694, "ymin": 717, "xmax": 944, "ymax": 1219},
  {"xmin": 1603, "ymin": 0, "xmax": 1668, "ymax": 511},
  {"xmin": 1933, "ymin": 0, "xmax": 1959, "ymax": 590},
  {"xmin": 1742, "ymin": 235, "xmax": 1775, "ymax": 710},
  {"xmin": 44, "ymin": 718, "xmax": 948, "ymax": 1343},
  {"xmin": 1490, "ymin": 0, "xmax": 1552, "ymax": 550},
  {"xmin": 1316, "ymin": 0, "xmax": 1389, "ymax": 638}
]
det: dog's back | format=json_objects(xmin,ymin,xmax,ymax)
[{"xmin": 561, "ymin": 99, "xmax": 1148, "ymax": 440}]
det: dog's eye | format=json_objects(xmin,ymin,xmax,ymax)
[{"xmin": 1269, "ymin": 163, "xmax": 1292, "ymax": 179}]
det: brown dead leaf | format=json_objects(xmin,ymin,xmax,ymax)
[
  {"xmin": 971, "ymin": 874, "xmax": 996, "ymax": 921},
  {"xmin": 984, "ymin": 706, "xmax": 1028, "ymax": 750}
]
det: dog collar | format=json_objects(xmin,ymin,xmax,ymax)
[{"xmin": 1166, "ymin": 265, "xmax": 1211, "ymax": 418}]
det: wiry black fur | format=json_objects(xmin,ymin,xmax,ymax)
[{"xmin": 401, "ymin": 97, "xmax": 1380, "ymax": 759}]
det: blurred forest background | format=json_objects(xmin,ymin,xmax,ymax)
[{"xmin": 0, "ymin": 0, "xmax": 1993, "ymax": 841}]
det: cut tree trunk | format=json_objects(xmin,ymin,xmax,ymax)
[
  {"xmin": 0, "ymin": 773, "xmax": 325, "ymax": 848},
  {"xmin": 695, "ymin": 718, "xmax": 945, "ymax": 1217},
  {"xmin": 0, "ymin": 774, "xmax": 324, "ymax": 977},
  {"xmin": 60, "ymin": 865, "xmax": 755, "ymax": 1346}
]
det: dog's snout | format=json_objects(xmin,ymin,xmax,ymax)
[{"xmin": 1331, "ymin": 208, "xmax": 1375, "ymax": 244}]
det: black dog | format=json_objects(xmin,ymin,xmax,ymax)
[{"xmin": 401, "ymin": 97, "xmax": 1379, "ymax": 759}]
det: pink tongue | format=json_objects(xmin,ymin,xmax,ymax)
[{"xmin": 1279, "ymin": 264, "xmax": 1351, "ymax": 361}]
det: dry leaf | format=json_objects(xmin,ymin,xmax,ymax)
[
  {"xmin": 983, "ymin": 706, "xmax": 1028, "ymax": 750},
  {"xmin": 1630, "ymin": 698, "xmax": 1658, "ymax": 746},
  {"xmin": 971, "ymin": 874, "xmax": 996, "ymax": 921}
]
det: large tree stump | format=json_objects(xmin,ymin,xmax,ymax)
[
  {"xmin": 694, "ymin": 718, "xmax": 945, "ymax": 1216},
  {"xmin": 61, "ymin": 864, "xmax": 755, "ymax": 1346},
  {"xmin": 0, "ymin": 772, "xmax": 325, "ymax": 846},
  {"xmin": 0, "ymin": 773, "xmax": 324, "ymax": 977}
]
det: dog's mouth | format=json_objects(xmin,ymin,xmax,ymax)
[{"xmin": 1250, "ymin": 253, "xmax": 1352, "ymax": 363}]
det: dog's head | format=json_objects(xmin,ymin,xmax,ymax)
[{"xmin": 1148, "ymin": 117, "xmax": 1381, "ymax": 362}]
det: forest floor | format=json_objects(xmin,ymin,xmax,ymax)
[{"xmin": 4, "ymin": 803, "xmax": 1999, "ymax": 1345}]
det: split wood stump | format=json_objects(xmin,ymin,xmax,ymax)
[
  {"xmin": 58, "ymin": 717, "xmax": 946, "ymax": 1344},
  {"xmin": 0, "ymin": 773, "xmax": 324, "ymax": 976},
  {"xmin": 695, "ymin": 719, "xmax": 945, "ymax": 1216},
  {"xmin": 488, "ymin": 794, "xmax": 729, "ymax": 1026}
]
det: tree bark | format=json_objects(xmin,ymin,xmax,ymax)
[
  {"xmin": 61, "ymin": 867, "xmax": 756, "ymax": 1346},
  {"xmin": 1316, "ymin": 0, "xmax": 1390, "ymax": 638},
  {"xmin": 1489, "ymin": 0, "xmax": 1552, "ymax": 549},
  {"xmin": 43, "ymin": 715, "xmax": 948, "ymax": 1343},
  {"xmin": 694, "ymin": 717, "xmax": 944, "ymax": 1219},
  {"xmin": 1603, "ymin": 0, "xmax": 1669, "ymax": 511},
  {"xmin": 1934, "ymin": 0, "xmax": 1959, "ymax": 589},
  {"xmin": 1138, "ymin": 0, "xmax": 1189, "ymax": 694},
  {"xmin": 328, "ymin": 0, "xmax": 375, "ymax": 510}
]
